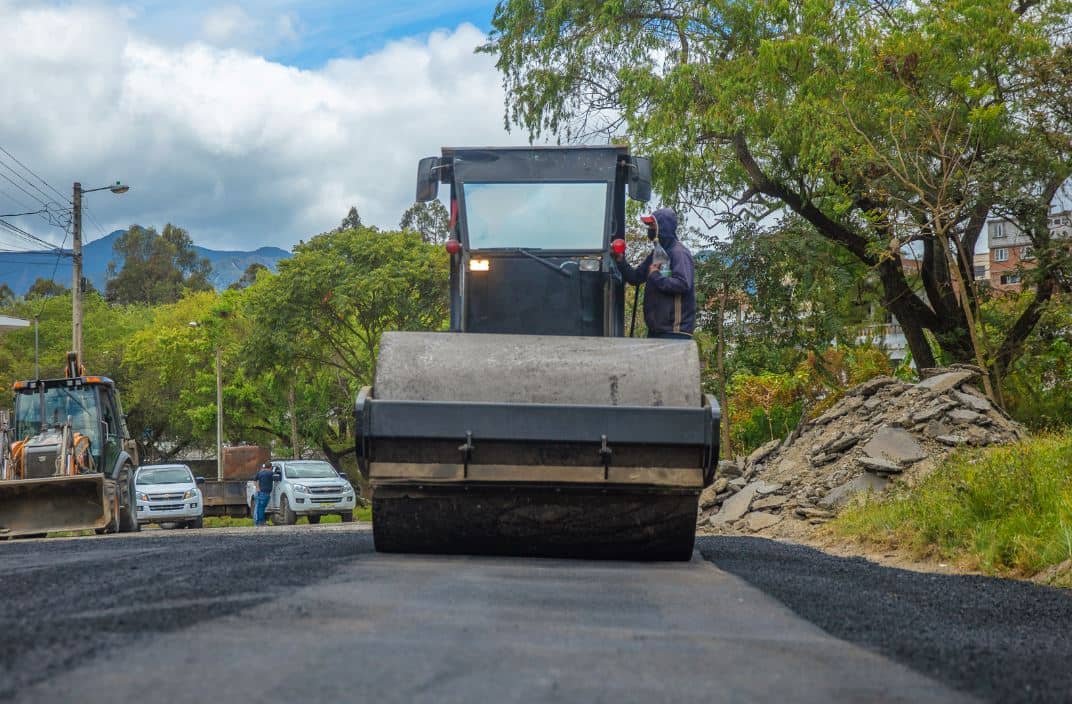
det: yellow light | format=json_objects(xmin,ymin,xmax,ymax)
[{"xmin": 469, "ymin": 259, "xmax": 491, "ymax": 272}]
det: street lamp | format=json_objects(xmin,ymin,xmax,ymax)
[
  {"xmin": 189, "ymin": 320, "xmax": 223, "ymax": 481},
  {"xmin": 72, "ymin": 181, "xmax": 130, "ymax": 364}
]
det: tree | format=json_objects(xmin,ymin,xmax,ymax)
[
  {"xmin": 336, "ymin": 206, "xmax": 363, "ymax": 232},
  {"xmin": 228, "ymin": 262, "xmax": 268, "ymax": 290},
  {"xmin": 242, "ymin": 225, "xmax": 448, "ymax": 464},
  {"xmin": 483, "ymin": 0, "xmax": 1072, "ymax": 397},
  {"xmin": 105, "ymin": 224, "xmax": 213, "ymax": 305},
  {"xmin": 0, "ymin": 283, "xmax": 15, "ymax": 303},
  {"xmin": 25, "ymin": 278, "xmax": 68, "ymax": 299},
  {"xmin": 400, "ymin": 200, "xmax": 451, "ymax": 244}
]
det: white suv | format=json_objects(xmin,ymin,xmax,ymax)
[
  {"xmin": 135, "ymin": 464, "xmax": 205, "ymax": 529},
  {"xmin": 247, "ymin": 459, "xmax": 357, "ymax": 525}
]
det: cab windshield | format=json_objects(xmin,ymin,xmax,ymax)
[
  {"xmin": 283, "ymin": 461, "xmax": 338, "ymax": 479},
  {"xmin": 14, "ymin": 386, "xmax": 100, "ymax": 448},
  {"xmin": 137, "ymin": 467, "xmax": 193, "ymax": 485},
  {"xmin": 462, "ymin": 182, "xmax": 608, "ymax": 250}
]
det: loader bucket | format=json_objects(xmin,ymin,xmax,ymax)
[{"xmin": 0, "ymin": 474, "xmax": 112, "ymax": 538}]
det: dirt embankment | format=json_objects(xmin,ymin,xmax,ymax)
[{"xmin": 699, "ymin": 368, "xmax": 1024, "ymax": 542}]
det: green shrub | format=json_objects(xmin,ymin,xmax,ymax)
[{"xmin": 834, "ymin": 433, "xmax": 1072, "ymax": 584}]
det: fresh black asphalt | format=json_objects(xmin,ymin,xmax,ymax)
[
  {"xmin": 0, "ymin": 527, "xmax": 1068, "ymax": 703},
  {"xmin": 698, "ymin": 537, "xmax": 1072, "ymax": 704}
]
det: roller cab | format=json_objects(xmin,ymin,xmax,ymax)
[{"xmin": 359, "ymin": 147, "xmax": 719, "ymax": 560}]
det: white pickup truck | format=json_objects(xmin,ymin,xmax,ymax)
[{"xmin": 246, "ymin": 459, "xmax": 357, "ymax": 525}]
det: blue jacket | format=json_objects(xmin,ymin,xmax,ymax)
[{"xmin": 617, "ymin": 208, "xmax": 696, "ymax": 335}]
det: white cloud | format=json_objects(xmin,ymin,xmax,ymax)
[{"xmin": 0, "ymin": 2, "xmax": 526, "ymax": 250}]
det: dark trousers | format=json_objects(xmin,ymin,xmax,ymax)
[{"xmin": 649, "ymin": 332, "xmax": 693, "ymax": 340}]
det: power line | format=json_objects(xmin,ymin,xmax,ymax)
[
  {"xmin": 0, "ymin": 217, "xmax": 64, "ymax": 252},
  {"xmin": 0, "ymin": 144, "xmax": 69, "ymax": 204}
]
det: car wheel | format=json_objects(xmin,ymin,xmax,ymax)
[
  {"xmin": 188, "ymin": 517, "xmax": 204, "ymax": 529},
  {"xmin": 280, "ymin": 495, "xmax": 296, "ymax": 525},
  {"xmin": 340, "ymin": 511, "xmax": 353, "ymax": 523},
  {"xmin": 307, "ymin": 515, "xmax": 321, "ymax": 525}
]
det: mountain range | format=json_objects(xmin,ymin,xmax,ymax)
[{"xmin": 0, "ymin": 230, "xmax": 290, "ymax": 295}]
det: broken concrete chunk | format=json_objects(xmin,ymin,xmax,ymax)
[
  {"xmin": 848, "ymin": 375, "xmax": 899, "ymax": 397},
  {"xmin": 711, "ymin": 482, "xmax": 758, "ymax": 524},
  {"xmin": 917, "ymin": 370, "xmax": 975, "ymax": 394},
  {"xmin": 752, "ymin": 494, "xmax": 788, "ymax": 510},
  {"xmin": 819, "ymin": 473, "xmax": 889, "ymax": 508},
  {"xmin": 936, "ymin": 435, "xmax": 968, "ymax": 447},
  {"xmin": 912, "ymin": 403, "xmax": 954, "ymax": 423},
  {"xmin": 809, "ymin": 452, "xmax": 838, "ymax": 467},
  {"xmin": 744, "ymin": 511, "xmax": 783, "ymax": 531},
  {"xmin": 728, "ymin": 477, "xmax": 748, "ymax": 489},
  {"xmin": 717, "ymin": 460, "xmax": 742, "ymax": 478},
  {"xmin": 754, "ymin": 481, "xmax": 783, "ymax": 495},
  {"xmin": 862, "ymin": 426, "xmax": 927, "ymax": 465},
  {"xmin": 922, "ymin": 421, "xmax": 953, "ymax": 439},
  {"xmin": 948, "ymin": 408, "xmax": 988, "ymax": 425},
  {"xmin": 747, "ymin": 438, "xmax": 782, "ymax": 466},
  {"xmin": 857, "ymin": 456, "xmax": 902, "ymax": 473},
  {"xmin": 953, "ymin": 389, "xmax": 991, "ymax": 412},
  {"xmin": 814, "ymin": 406, "xmax": 848, "ymax": 425},
  {"xmin": 821, "ymin": 432, "xmax": 860, "ymax": 454}
]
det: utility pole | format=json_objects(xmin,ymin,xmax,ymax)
[
  {"xmin": 70, "ymin": 180, "xmax": 129, "ymax": 365},
  {"xmin": 216, "ymin": 347, "xmax": 223, "ymax": 481},
  {"xmin": 71, "ymin": 182, "xmax": 83, "ymax": 362}
]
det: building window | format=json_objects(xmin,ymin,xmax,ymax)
[
  {"xmin": 974, "ymin": 266, "xmax": 987, "ymax": 280},
  {"xmin": 1000, "ymin": 273, "xmax": 1021, "ymax": 285},
  {"xmin": 994, "ymin": 248, "xmax": 1009, "ymax": 262},
  {"xmin": 991, "ymin": 221, "xmax": 1006, "ymax": 238},
  {"xmin": 1020, "ymin": 246, "xmax": 1033, "ymax": 260}
]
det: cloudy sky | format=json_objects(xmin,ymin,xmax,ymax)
[{"xmin": 0, "ymin": 0, "xmax": 526, "ymax": 251}]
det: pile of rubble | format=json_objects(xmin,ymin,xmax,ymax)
[{"xmin": 699, "ymin": 368, "xmax": 1026, "ymax": 538}]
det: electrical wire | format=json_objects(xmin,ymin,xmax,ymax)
[{"xmin": 0, "ymin": 145, "xmax": 69, "ymax": 204}]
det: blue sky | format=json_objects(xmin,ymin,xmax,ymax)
[
  {"xmin": 124, "ymin": 0, "xmax": 499, "ymax": 68},
  {"xmin": 0, "ymin": 0, "xmax": 521, "ymax": 251}
]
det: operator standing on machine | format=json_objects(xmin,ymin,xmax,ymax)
[{"xmin": 613, "ymin": 207, "xmax": 696, "ymax": 339}]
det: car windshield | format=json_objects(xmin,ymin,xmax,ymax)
[
  {"xmin": 283, "ymin": 461, "xmax": 338, "ymax": 479},
  {"xmin": 14, "ymin": 386, "xmax": 100, "ymax": 447},
  {"xmin": 137, "ymin": 468, "xmax": 192, "ymax": 485},
  {"xmin": 462, "ymin": 182, "xmax": 608, "ymax": 250}
]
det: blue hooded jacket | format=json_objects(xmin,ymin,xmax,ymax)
[{"xmin": 616, "ymin": 208, "xmax": 696, "ymax": 336}]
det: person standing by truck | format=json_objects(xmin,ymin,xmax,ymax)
[{"xmin": 252, "ymin": 461, "xmax": 276, "ymax": 526}]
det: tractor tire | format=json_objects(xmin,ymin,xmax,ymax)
[
  {"xmin": 119, "ymin": 478, "xmax": 140, "ymax": 533},
  {"xmin": 307, "ymin": 515, "xmax": 321, "ymax": 525}
]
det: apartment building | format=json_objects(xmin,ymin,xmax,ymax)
[{"xmin": 987, "ymin": 209, "xmax": 1072, "ymax": 292}]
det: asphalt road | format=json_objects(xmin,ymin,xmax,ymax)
[{"xmin": 1, "ymin": 526, "xmax": 1069, "ymax": 703}]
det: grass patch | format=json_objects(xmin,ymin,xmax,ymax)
[
  {"xmin": 203, "ymin": 505, "xmax": 371, "ymax": 529},
  {"xmin": 833, "ymin": 432, "xmax": 1072, "ymax": 587}
]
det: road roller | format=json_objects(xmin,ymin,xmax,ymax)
[{"xmin": 355, "ymin": 146, "xmax": 719, "ymax": 560}]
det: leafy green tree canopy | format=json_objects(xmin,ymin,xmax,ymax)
[
  {"xmin": 483, "ymin": 0, "xmax": 1072, "ymax": 388},
  {"xmin": 400, "ymin": 200, "xmax": 451, "ymax": 244},
  {"xmin": 25, "ymin": 277, "xmax": 68, "ymax": 299},
  {"xmin": 105, "ymin": 224, "xmax": 213, "ymax": 305}
]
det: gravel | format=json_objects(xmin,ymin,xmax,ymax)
[{"xmin": 698, "ymin": 536, "xmax": 1072, "ymax": 704}]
